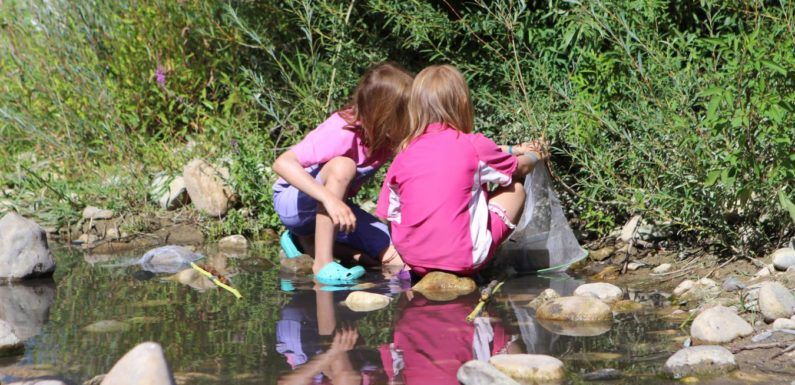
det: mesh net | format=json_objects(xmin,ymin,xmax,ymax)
[{"xmin": 494, "ymin": 162, "xmax": 587, "ymax": 273}]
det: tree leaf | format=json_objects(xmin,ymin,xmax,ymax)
[{"xmin": 779, "ymin": 190, "xmax": 795, "ymax": 224}]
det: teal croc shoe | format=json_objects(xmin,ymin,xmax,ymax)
[
  {"xmin": 315, "ymin": 262, "xmax": 365, "ymax": 285},
  {"xmin": 279, "ymin": 231, "xmax": 303, "ymax": 259}
]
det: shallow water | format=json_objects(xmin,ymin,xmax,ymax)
[{"xmin": 0, "ymin": 245, "xmax": 740, "ymax": 384}]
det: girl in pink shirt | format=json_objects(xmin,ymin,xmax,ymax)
[
  {"xmin": 376, "ymin": 65, "xmax": 548, "ymax": 276},
  {"xmin": 273, "ymin": 63, "xmax": 412, "ymax": 284}
]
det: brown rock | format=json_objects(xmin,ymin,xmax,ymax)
[
  {"xmin": 183, "ymin": 159, "xmax": 235, "ymax": 216},
  {"xmin": 589, "ymin": 246, "xmax": 615, "ymax": 262},
  {"xmin": 412, "ymin": 272, "xmax": 476, "ymax": 301}
]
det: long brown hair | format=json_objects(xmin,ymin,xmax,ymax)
[
  {"xmin": 338, "ymin": 62, "xmax": 413, "ymax": 157},
  {"xmin": 402, "ymin": 65, "xmax": 474, "ymax": 149}
]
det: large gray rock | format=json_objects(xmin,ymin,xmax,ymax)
[
  {"xmin": 100, "ymin": 342, "xmax": 175, "ymax": 385},
  {"xmin": 150, "ymin": 174, "xmax": 190, "ymax": 210},
  {"xmin": 0, "ymin": 213, "xmax": 55, "ymax": 280},
  {"xmin": 758, "ymin": 282, "xmax": 795, "ymax": 322},
  {"xmin": 0, "ymin": 319, "xmax": 23, "ymax": 355},
  {"xmin": 457, "ymin": 360, "xmax": 520, "ymax": 385},
  {"xmin": 138, "ymin": 246, "xmax": 202, "ymax": 274},
  {"xmin": 183, "ymin": 159, "xmax": 234, "ymax": 216},
  {"xmin": 772, "ymin": 247, "xmax": 795, "ymax": 271},
  {"xmin": 0, "ymin": 282, "xmax": 55, "ymax": 340},
  {"xmin": 489, "ymin": 354, "xmax": 564, "ymax": 383},
  {"xmin": 573, "ymin": 282, "xmax": 623, "ymax": 304},
  {"xmin": 536, "ymin": 296, "xmax": 613, "ymax": 322},
  {"xmin": 663, "ymin": 346, "xmax": 737, "ymax": 379},
  {"xmin": 690, "ymin": 305, "xmax": 753, "ymax": 344}
]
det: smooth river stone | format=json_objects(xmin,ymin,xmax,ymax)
[
  {"xmin": 771, "ymin": 247, "xmax": 795, "ymax": 271},
  {"xmin": 457, "ymin": 360, "xmax": 520, "ymax": 385},
  {"xmin": 690, "ymin": 306, "xmax": 753, "ymax": 344},
  {"xmin": 663, "ymin": 346, "xmax": 737, "ymax": 379},
  {"xmin": 100, "ymin": 342, "xmax": 175, "ymax": 385},
  {"xmin": 536, "ymin": 296, "xmax": 613, "ymax": 322},
  {"xmin": 344, "ymin": 291, "xmax": 391, "ymax": 312},
  {"xmin": 573, "ymin": 282, "xmax": 623, "ymax": 303},
  {"xmin": 758, "ymin": 282, "xmax": 795, "ymax": 322},
  {"xmin": 489, "ymin": 354, "xmax": 564, "ymax": 383},
  {"xmin": 412, "ymin": 271, "xmax": 476, "ymax": 301}
]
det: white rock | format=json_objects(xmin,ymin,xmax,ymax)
[
  {"xmin": 183, "ymin": 159, "xmax": 234, "ymax": 216},
  {"xmin": 620, "ymin": 215, "xmax": 642, "ymax": 242},
  {"xmin": 772, "ymin": 247, "xmax": 795, "ymax": 271},
  {"xmin": 697, "ymin": 277, "xmax": 718, "ymax": 288},
  {"xmin": 0, "ymin": 320, "xmax": 22, "ymax": 353},
  {"xmin": 218, "ymin": 235, "xmax": 248, "ymax": 251},
  {"xmin": 673, "ymin": 280, "xmax": 695, "ymax": 296},
  {"xmin": 0, "ymin": 213, "xmax": 55, "ymax": 280},
  {"xmin": 690, "ymin": 305, "xmax": 753, "ymax": 344},
  {"xmin": 344, "ymin": 291, "xmax": 391, "ymax": 312},
  {"xmin": 536, "ymin": 296, "xmax": 612, "ymax": 322},
  {"xmin": 151, "ymin": 174, "xmax": 190, "ymax": 210},
  {"xmin": 82, "ymin": 206, "xmax": 114, "ymax": 220},
  {"xmin": 573, "ymin": 283, "xmax": 623, "ymax": 304},
  {"xmin": 663, "ymin": 346, "xmax": 737, "ymax": 379},
  {"xmin": 758, "ymin": 282, "xmax": 795, "ymax": 322},
  {"xmin": 772, "ymin": 318, "xmax": 795, "ymax": 330},
  {"xmin": 627, "ymin": 262, "xmax": 645, "ymax": 271},
  {"xmin": 652, "ymin": 263, "xmax": 672, "ymax": 274},
  {"xmin": 489, "ymin": 354, "xmax": 564, "ymax": 383},
  {"xmin": 756, "ymin": 265, "xmax": 775, "ymax": 277},
  {"xmin": 457, "ymin": 360, "xmax": 520, "ymax": 385},
  {"xmin": 100, "ymin": 342, "xmax": 175, "ymax": 385}
]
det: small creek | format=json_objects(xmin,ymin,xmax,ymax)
[{"xmin": 0, "ymin": 244, "xmax": 758, "ymax": 384}]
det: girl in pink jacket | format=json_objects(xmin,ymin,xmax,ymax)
[{"xmin": 376, "ymin": 65, "xmax": 548, "ymax": 276}]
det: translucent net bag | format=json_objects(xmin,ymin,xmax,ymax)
[{"xmin": 494, "ymin": 162, "xmax": 587, "ymax": 273}]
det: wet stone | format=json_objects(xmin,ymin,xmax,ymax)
[
  {"xmin": 344, "ymin": 291, "xmax": 391, "ymax": 312},
  {"xmin": 100, "ymin": 342, "xmax": 175, "ymax": 385},
  {"xmin": 582, "ymin": 368, "xmax": 622, "ymax": 381},
  {"xmin": 457, "ymin": 360, "xmax": 519, "ymax": 385},
  {"xmin": 663, "ymin": 346, "xmax": 737, "ymax": 379},
  {"xmin": 758, "ymin": 281, "xmax": 795, "ymax": 322},
  {"xmin": 280, "ymin": 254, "xmax": 313, "ymax": 274},
  {"xmin": 574, "ymin": 282, "xmax": 623, "ymax": 304},
  {"xmin": 412, "ymin": 271, "xmax": 476, "ymax": 301},
  {"xmin": 489, "ymin": 354, "xmax": 564, "ymax": 383},
  {"xmin": 528, "ymin": 288, "xmax": 560, "ymax": 311},
  {"xmin": 690, "ymin": 305, "xmax": 753, "ymax": 344},
  {"xmin": 536, "ymin": 296, "xmax": 613, "ymax": 322}
]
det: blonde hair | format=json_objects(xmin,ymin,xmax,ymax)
[
  {"xmin": 338, "ymin": 62, "xmax": 413, "ymax": 156},
  {"xmin": 402, "ymin": 65, "xmax": 474, "ymax": 149}
]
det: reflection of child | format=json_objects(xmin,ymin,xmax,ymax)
[
  {"xmin": 376, "ymin": 65, "xmax": 548, "ymax": 276},
  {"xmin": 380, "ymin": 294, "xmax": 514, "ymax": 385},
  {"xmin": 273, "ymin": 62, "xmax": 412, "ymax": 284}
]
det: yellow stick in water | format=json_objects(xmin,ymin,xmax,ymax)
[
  {"xmin": 190, "ymin": 262, "xmax": 242, "ymax": 299},
  {"xmin": 466, "ymin": 280, "xmax": 504, "ymax": 322}
]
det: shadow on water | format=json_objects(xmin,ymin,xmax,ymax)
[{"xmin": 0, "ymin": 245, "xmax": 723, "ymax": 384}]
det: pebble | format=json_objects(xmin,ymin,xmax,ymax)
[
  {"xmin": 755, "ymin": 265, "xmax": 775, "ymax": 277},
  {"xmin": 489, "ymin": 354, "xmax": 564, "ymax": 383},
  {"xmin": 772, "ymin": 318, "xmax": 795, "ymax": 330},
  {"xmin": 722, "ymin": 276, "xmax": 746, "ymax": 292},
  {"xmin": 652, "ymin": 263, "xmax": 672, "ymax": 274},
  {"xmin": 582, "ymin": 368, "xmax": 622, "ymax": 381},
  {"xmin": 673, "ymin": 280, "xmax": 695, "ymax": 296},
  {"xmin": 626, "ymin": 261, "xmax": 645, "ymax": 271},
  {"xmin": 772, "ymin": 247, "xmax": 795, "ymax": 271},
  {"xmin": 457, "ymin": 360, "xmax": 519, "ymax": 385},
  {"xmin": 751, "ymin": 331, "xmax": 773, "ymax": 342},
  {"xmin": 82, "ymin": 206, "xmax": 114, "ymax": 220},
  {"xmin": 758, "ymin": 282, "xmax": 795, "ymax": 322},
  {"xmin": 536, "ymin": 296, "xmax": 613, "ymax": 322},
  {"xmin": 690, "ymin": 306, "xmax": 753, "ymax": 344},
  {"xmin": 663, "ymin": 346, "xmax": 737, "ymax": 379},
  {"xmin": 573, "ymin": 282, "xmax": 623, "ymax": 304}
]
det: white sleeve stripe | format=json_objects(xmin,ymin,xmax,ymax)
[
  {"xmin": 387, "ymin": 183, "xmax": 401, "ymax": 224},
  {"xmin": 478, "ymin": 161, "xmax": 512, "ymax": 186}
]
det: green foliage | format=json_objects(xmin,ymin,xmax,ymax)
[{"xmin": 1, "ymin": 0, "xmax": 793, "ymax": 251}]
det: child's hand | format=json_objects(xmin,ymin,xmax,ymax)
[
  {"xmin": 329, "ymin": 327, "xmax": 358, "ymax": 354},
  {"xmin": 515, "ymin": 140, "xmax": 550, "ymax": 161},
  {"xmin": 322, "ymin": 196, "xmax": 357, "ymax": 233}
]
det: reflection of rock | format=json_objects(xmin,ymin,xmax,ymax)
[
  {"xmin": 690, "ymin": 306, "xmax": 752, "ymax": 344},
  {"xmin": 527, "ymin": 289, "xmax": 559, "ymax": 311},
  {"xmin": 757, "ymin": 282, "xmax": 795, "ymax": 322},
  {"xmin": 457, "ymin": 360, "xmax": 519, "ymax": 385},
  {"xmin": 663, "ymin": 346, "xmax": 737, "ymax": 379},
  {"xmin": 100, "ymin": 342, "xmax": 176, "ymax": 385},
  {"xmin": 344, "ymin": 291, "xmax": 391, "ymax": 312},
  {"xmin": 0, "ymin": 320, "xmax": 23, "ymax": 356},
  {"xmin": 536, "ymin": 296, "xmax": 612, "ymax": 322},
  {"xmin": 0, "ymin": 281, "xmax": 55, "ymax": 340},
  {"xmin": 165, "ymin": 269, "xmax": 215, "ymax": 292},
  {"xmin": 536, "ymin": 318, "xmax": 612, "ymax": 337},
  {"xmin": 489, "ymin": 354, "xmax": 564, "ymax": 384},
  {"xmin": 0, "ymin": 213, "xmax": 55, "ymax": 280},
  {"xmin": 218, "ymin": 235, "xmax": 247, "ymax": 251},
  {"xmin": 412, "ymin": 272, "xmax": 476, "ymax": 301},
  {"xmin": 139, "ymin": 246, "xmax": 202, "ymax": 273},
  {"xmin": 611, "ymin": 300, "xmax": 644, "ymax": 314},
  {"xmin": 573, "ymin": 282, "xmax": 623, "ymax": 304},
  {"xmin": 83, "ymin": 320, "xmax": 130, "ymax": 333}
]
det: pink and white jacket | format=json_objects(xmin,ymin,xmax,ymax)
[{"xmin": 376, "ymin": 122, "xmax": 517, "ymax": 273}]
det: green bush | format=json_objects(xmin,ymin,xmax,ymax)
[{"xmin": 1, "ymin": 0, "xmax": 793, "ymax": 253}]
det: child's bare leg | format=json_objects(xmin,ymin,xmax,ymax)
[
  {"xmin": 315, "ymin": 288, "xmax": 336, "ymax": 336},
  {"xmin": 313, "ymin": 157, "xmax": 357, "ymax": 274},
  {"xmin": 488, "ymin": 180, "xmax": 526, "ymax": 224}
]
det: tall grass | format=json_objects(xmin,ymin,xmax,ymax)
[{"xmin": 1, "ymin": 0, "xmax": 793, "ymax": 254}]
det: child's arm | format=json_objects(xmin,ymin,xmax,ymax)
[{"xmin": 273, "ymin": 150, "xmax": 356, "ymax": 232}]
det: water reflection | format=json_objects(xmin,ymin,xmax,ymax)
[{"xmin": 0, "ymin": 279, "xmax": 55, "ymax": 340}]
